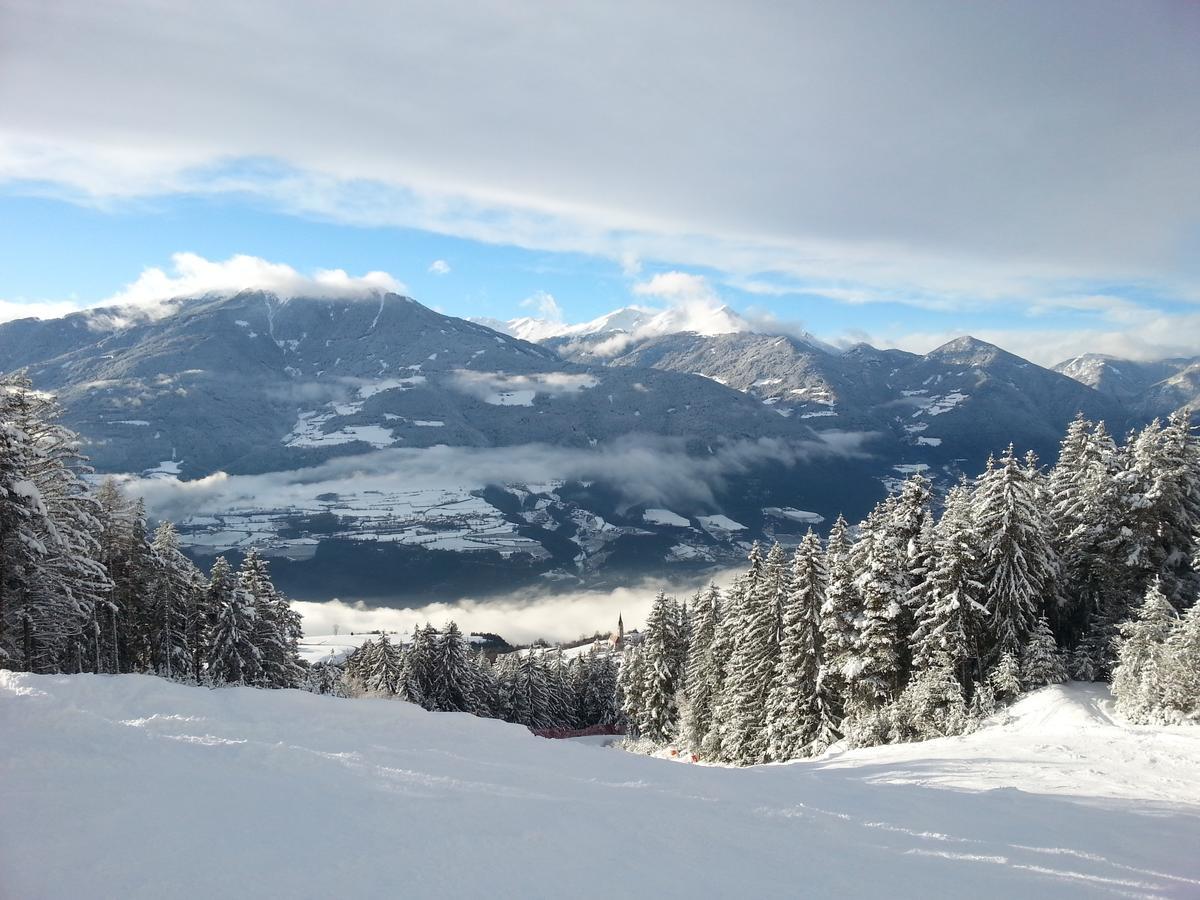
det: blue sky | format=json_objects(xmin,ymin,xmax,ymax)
[
  {"xmin": 1, "ymin": 1, "xmax": 1197, "ymax": 365},
  {"xmin": 0, "ymin": 190, "xmax": 1055, "ymax": 348}
]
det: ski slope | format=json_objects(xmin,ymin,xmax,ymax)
[{"xmin": 2, "ymin": 674, "xmax": 1198, "ymax": 899}]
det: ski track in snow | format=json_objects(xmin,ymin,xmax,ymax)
[{"xmin": 1, "ymin": 676, "xmax": 1198, "ymax": 899}]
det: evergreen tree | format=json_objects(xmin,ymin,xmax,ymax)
[
  {"xmin": 505, "ymin": 650, "xmax": 555, "ymax": 729},
  {"xmin": 365, "ymin": 633, "xmax": 404, "ymax": 695},
  {"xmin": 679, "ymin": 583, "xmax": 721, "ymax": 751},
  {"xmin": 889, "ymin": 653, "xmax": 969, "ymax": 742},
  {"xmin": 1020, "ymin": 616, "xmax": 1067, "ymax": 689},
  {"xmin": 582, "ymin": 649, "xmax": 620, "ymax": 726},
  {"xmin": 890, "ymin": 474, "xmax": 934, "ymax": 674},
  {"xmin": 148, "ymin": 521, "xmax": 201, "ymax": 680},
  {"xmin": 718, "ymin": 543, "xmax": 781, "ymax": 763},
  {"xmin": 0, "ymin": 375, "xmax": 111, "ymax": 673},
  {"xmin": 399, "ymin": 625, "xmax": 436, "ymax": 706},
  {"xmin": 542, "ymin": 651, "xmax": 576, "ymax": 728},
  {"xmin": 1112, "ymin": 578, "xmax": 1179, "ymax": 723},
  {"xmin": 1163, "ymin": 599, "xmax": 1200, "ymax": 720},
  {"xmin": 1068, "ymin": 645, "xmax": 1099, "ymax": 682},
  {"xmin": 426, "ymin": 622, "xmax": 482, "ymax": 712},
  {"xmin": 1127, "ymin": 411, "xmax": 1200, "ymax": 608},
  {"xmin": 765, "ymin": 530, "xmax": 832, "ymax": 760},
  {"xmin": 639, "ymin": 591, "xmax": 685, "ymax": 742},
  {"xmin": 240, "ymin": 550, "xmax": 302, "ymax": 689},
  {"xmin": 987, "ymin": 651, "xmax": 1022, "ymax": 705},
  {"xmin": 974, "ymin": 447, "xmax": 1057, "ymax": 666},
  {"xmin": 910, "ymin": 486, "xmax": 985, "ymax": 686},
  {"xmin": 618, "ymin": 645, "xmax": 647, "ymax": 735},
  {"xmin": 304, "ymin": 659, "xmax": 348, "ymax": 697},
  {"xmin": 206, "ymin": 580, "xmax": 261, "ymax": 685},
  {"xmin": 846, "ymin": 502, "xmax": 905, "ymax": 715},
  {"xmin": 471, "ymin": 649, "xmax": 501, "ymax": 718},
  {"xmin": 819, "ymin": 515, "xmax": 858, "ymax": 723}
]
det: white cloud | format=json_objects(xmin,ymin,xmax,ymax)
[
  {"xmin": 35, "ymin": 253, "xmax": 406, "ymax": 326},
  {"xmin": 428, "ymin": 259, "xmax": 451, "ymax": 275},
  {"xmin": 519, "ymin": 290, "xmax": 563, "ymax": 322},
  {"xmin": 0, "ymin": 298, "xmax": 89, "ymax": 324},
  {"xmin": 122, "ymin": 434, "xmax": 875, "ymax": 524},
  {"xmin": 292, "ymin": 568, "xmax": 741, "ymax": 644},
  {"xmin": 2, "ymin": 2, "xmax": 1197, "ymax": 311},
  {"xmin": 633, "ymin": 271, "xmax": 720, "ymax": 306},
  {"xmin": 110, "ymin": 252, "xmax": 401, "ymax": 309}
]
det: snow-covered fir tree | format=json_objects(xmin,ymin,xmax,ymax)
[
  {"xmin": 910, "ymin": 485, "xmax": 985, "ymax": 686},
  {"xmin": 639, "ymin": 591, "xmax": 686, "ymax": 742},
  {"xmin": 974, "ymin": 447, "xmax": 1057, "ymax": 665},
  {"xmin": 846, "ymin": 501, "xmax": 905, "ymax": 716},
  {"xmin": 1020, "ymin": 616, "xmax": 1067, "ymax": 689},
  {"xmin": 1112, "ymin": 578, "xmax": 1179, "ymax": 723},
  {"xmin": 765, "ymin": 530, "xmax": 833, "ymax": 759},
  {"xmin": 679, "ymin": 583, "xmax": 722, "ymax": 750},
  {"xmin": 987, "ymin": 651, "xmax": 1022, "ymax": 705},
  {"xmin": 240, "ymin": 550, "xmax": 303, "ymax": 689},
  {"xmin": 717, "ymin": 543, "xmax": 783, "ymax": 764},
  {"xmin": 206, "ymin": 578, "xmax": 261, "ymax": 686}
]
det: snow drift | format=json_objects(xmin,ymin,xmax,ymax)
[{"xmin": 2, "ymin": 674, "xmax": 1198, "ymax": 899}]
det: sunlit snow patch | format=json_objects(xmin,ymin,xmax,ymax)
[{"xmin": 643, "ymin": 508, "xmax": 691, "ymax": 528}]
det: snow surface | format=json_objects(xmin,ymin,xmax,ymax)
[
  {"xmin": 3, "ymin": 676, "xmax": 1199, "ymax": 899},
  {"xmin": 697, "ymin": 514, "xmax": 746, "ymax": 534},
  {"xmin": 643, "ymin": 507, "xmax": 691, "ymax": 528},
  {"xmin": 486, "ymin": 389, "xmax": 536, "ymax": 406}
]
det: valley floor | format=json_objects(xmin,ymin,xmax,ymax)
[{"xmin": 2, "ymin": 674, "xmax": 1198, "ymax": 899}]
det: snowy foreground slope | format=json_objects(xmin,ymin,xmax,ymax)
[{"xmin": 2, "ymin": 675, "xmax": 1198, "ymax": 899}]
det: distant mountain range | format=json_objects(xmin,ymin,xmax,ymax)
[{"xmin": 0, "ymin": 291, "xmax": 1190, "ymax": 605}]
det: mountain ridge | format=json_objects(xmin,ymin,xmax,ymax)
[{"xmin": 0, "ymin": 290, "xmax": 1176, "ymax": 604}]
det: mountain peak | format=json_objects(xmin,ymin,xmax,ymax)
[
  {"xmin": 925, "ymin": 335, "xmax": 1014, "ymax": 365},
  {"xmin": 472, "ymin": 302, "xmax": 750, "ymax": 346}
]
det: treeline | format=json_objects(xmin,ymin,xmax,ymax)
[
  {"xmin": 0, "ymin": 374, "xmax": 302, "ymax": 686},
  {"xmin": 619, "ymin": 410, "xmax": 1200, "ymax": 764},
  {"xmin": 326, "ymin": 625, "xmax": 621, "ymax": 730}
]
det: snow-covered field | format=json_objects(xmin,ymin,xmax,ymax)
[{"xmin": 2, "ymin": 674, "xmax": 1198, "ymax": 899}]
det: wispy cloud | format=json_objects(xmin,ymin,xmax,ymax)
[
  {"xmin": 121, "ymin": 434, "xmax": 876, "ymax": 524},
  {"xmin": 0, "ymin": 297, "xmax": 88, "ymax": 325},
  {"xmin": 519, "ymin": 290, "xmax": 563, "ymax": 322},
  {"xmin": 428, "ymin": 259, "xmax": 451, "ymax": 275}
]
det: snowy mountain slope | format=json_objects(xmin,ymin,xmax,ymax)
[
  {"xmin": 0, "ymin": 291, "xmax": 1169, "ymax": 604},
  {"xmin": 3, "ymin": 673, "xmax": 1198, "ymax": 899},
  {"xmin": 1053, "ymin": 353, "xmax": 1200, "ymax": 417},
  {"xmin": 0, "ymin": 292, "xmax": 875, "ymax": 599},
  {"xmin": 473, "ymin": 302, "xmax": 754, "ymax": 347},
  {"xmin": 562, "ymin": 330, "xmax": 1123, "ymax": 479}
]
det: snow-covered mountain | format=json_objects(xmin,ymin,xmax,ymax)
[
  {"xmin": 473, "ymin": 302, "xmax": 754, "ymax": 349},
  {"xmin": 0, "ymin": 290, "xmax": 1167, "ymax": 605},
  {"xmin": 4, "ymin": 672, "xmax": 1198, "ymax": 899},
  {"xmin": 1053, "ymin": 352, "xmax": 1200, "ymax": 416},
  {"xmin": 0, "ymin": 291, "xmax": 884, "ymax": 603},
  {"xmin": 557, "ymin": 329, "xmax": 1123, "ymax": 471}
]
